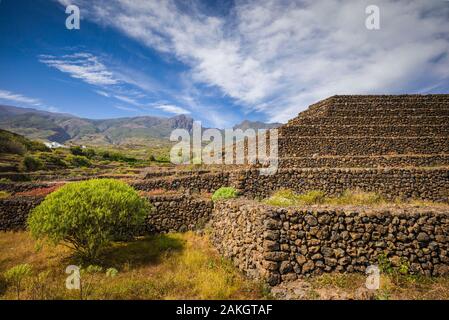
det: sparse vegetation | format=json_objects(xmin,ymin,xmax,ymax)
[
  {"xmin": 0, "ymin": 191, "xmax": 10, "ymax": 199},
  {"xmin": 0, "ymin": 232, "xmax": 265, "ymax": 300},
  {"xmin": 264, "ymin": 189, "xmax": 325, "ymax": 206},
  {"xmin": 0, "ymin": 129, "xmax": 49, "ymax": 155},
  {"xmin": 265, "ymin": 189, "xmax": 388, "ymax": 206},
  {"xmin": 27, "ymin": 179, "xmax": 151, "ymax": 261},
  {"xmin": 22, "ymin": 155, "xmax": 43, "ymax": 171},
  {"xmin": 67, "ymin": 154, "xmax": 91, "ymax": 167},
  {"xmin": 3, "ymin": 264, "xmax": 32, "ymax": 299},
  {"xmin": 212, "ymin": 187, "xmax": 238, "ymax": 202}
]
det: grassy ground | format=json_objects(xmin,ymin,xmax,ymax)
[
  {"xmin": 0, "ymin": 231, "xmax": 267, "ymax": 300},
  {"xmin": 305, "ymin": 272, "xmax": 449, "ymax": 300},
  {"xmin": 264, "ymin": 189, "xmax": 449, "ymax": 207}
]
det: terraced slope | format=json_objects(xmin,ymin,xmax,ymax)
[{"xmin": 278, "ymin": 94, "xmax": 449, "ymax": 169}]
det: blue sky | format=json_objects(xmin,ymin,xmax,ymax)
[{"xmin": 0, "ymin": 0, "xmax": 448, "ymax": 128}]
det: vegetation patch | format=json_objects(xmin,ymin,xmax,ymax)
[
  {"xmin": 27, "ymin": 179, "xmax": 151, "ymax": 261},
  {"xmin": 264, "ymin": 189, "xmax": 388, "ymax": 206},
  {"xmin": 22, "ymin": 155, "xmax": 44, "ymax": 172},
  {"xmin": 212, "ymin": 187, "xmax": 238, "ymax": 202},
  {"xmin": 0, "ymin": 231, "xmax": 265, "ymax": 300},
  {"xmin": 0, "ymin": 191, "xmax": 11, "ymax": 199}
]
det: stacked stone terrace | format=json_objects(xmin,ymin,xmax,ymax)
[
  {"xmin": 127, "ymin": 95, "xmax": 449, "ymax": 202},
  {"xmin": 278, "ymin": 94, "xmax": 449, "ymax": 168}
]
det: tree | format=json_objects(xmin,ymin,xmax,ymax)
[{"xmin": 28, "ymin": 179, "xmax": 151, "ymax": 261}]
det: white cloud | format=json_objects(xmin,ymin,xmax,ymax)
[
  {"xmin": 39, "ymin": 53, "xmax": 119, "ymax": 86},
  {"xmin": 95, "ymin": 90, "xmax": 110, "ymax": 97},
  {"xmin": 114, "ymin": 105, "xmax": 138, "ymax": 112},
  {"xmin": 154, "ymin": 104, "xmax": 191, "ymax": 115},
  {"xmin": 58, "ymin": 0, "xmax": 449, "ymax": 122},
  {"xmin": 113, "ymin": 94, "xmax": 140, "ymax": 106},
  {"xmin": 0, "ymin": 89, "xmax": 58, "ymax": 111},
  {"xmin": 0, "ymin": 89, "xmax": 43, "ymax": 106}
]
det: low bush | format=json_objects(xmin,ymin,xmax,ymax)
[
  {"xmin": 211, "ymin": 187, "xmax": 238, "ymax": 202},
  {"xmin": 101, "ymin": 151, "xmax": 137, "ymax": 163},
  {"xmin": 0, "ymin": 191, "xmax": 11, "ymax": 199},
  {"xmin": 4, "ymin": 264, "xmax": 32, "ymax": 300},
  {"xmin": 67, "ymin": 155, "xmax": 91, "ymax": 167},
  {"xmin": 22, "ymin": 155, "xmax": 43, "ymax": 171},
  {"xmin": 38, "ymin": 153, "xmax": 68, "ymax": 168},
  {"xmin": 69, "ymin": 146, "xmax": 84, "ymax": 156},
  {"xmin": 27, "ymin": 179, "xmax": 151, "ymax": 261}
]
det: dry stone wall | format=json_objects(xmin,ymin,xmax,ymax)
[
  {"xmin": 279, "ymin": 125, "xmax": 449, "ymax": 137},
  {"xmin": 0, "ymin": 196, "xmax": 43, "ymax": 231},
  {"xmin": 240, "ymin": 168, "xmax": 449, "ymax": 202},
  {"xmin": 279, "ymin": 154, "xmax": 449, "ymax": 168},
  {"xmin": 131, "ymin": 172, "xmax": 231, "ymax": 193},
  {"xmin": 278, "ymin": 137, "xmax": 449, "ymax": 156},
  {"xmin": 210, "ymin": 200, "xmax": 449, "ymax": 286},
  {"xmin": 144, "ymin": 194, "xmax": 212, "ymax": 233},
  {"xmin": 0, "ymin": 194, "xmax": 212, "ymax": 233}
]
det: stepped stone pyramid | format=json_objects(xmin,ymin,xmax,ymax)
[
  {"xmin": 235, "ymin": 94, "xmax": 449, "ymax": 202},
  {"xmin": 278, "ymin": 95, "xmax": 449, "ymax": 168}
]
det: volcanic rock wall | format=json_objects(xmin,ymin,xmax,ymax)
[
  {"xmin": 210, "ymin": 200, "xmax": 449, "ymax": 285},
  {"xmin": 0, "ymin": 194, "xmax": 212, "ymax": 233}
]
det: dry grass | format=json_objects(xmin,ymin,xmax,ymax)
[
  {"xmin": 264, "ymin": 189, "xmax": 448, "ymax": 208},
  {"xmin": 0, "ymin": 231, "xmax": 267, "ymax": 300},
  {"xmin": 306, "ymin": 272, "xmax": 449, "ymax": 300}
]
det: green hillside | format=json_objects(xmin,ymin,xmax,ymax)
[{"xmin": 0, "ymin": 129, "xmax": 49, "ymax": 155}]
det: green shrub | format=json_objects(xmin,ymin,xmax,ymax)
[
  {"xmin": 212, "ymin": 187, "xmax": 238, "ymax": 202},
  {"xmin": 0, "ymin": 139, "xmax": 26, "ymax": 155},
  {"xmin": 38, "ymin": 153, "xmax": 68, "ymax": 168},
  {"xmin": 22, "ymin": 155, "xmax": 43, "ymax": 171},
  {"xmin": 297, "ymin": 190, "xmax": 326, "ymax": 204},
  {"xmin": 84, "ymin": 148, "xmax": 96, "ymax": 159},
  {"xmin": 67, "ymin": 155, "xmax": 91, "ymax": 167},
  {"xmin": 0, "ymin": 191, "xmax": 11, "ymax": 199},
  {"xmin": 70, "ymin": 146, "xmax": 84, "ymax": 156},
  {"xmin": 27, "ymin": 179, "xmax": 151, "ymax": 261},
  {"xmin": 101, "ymin": 151, "xmax": 137, "ymax": 163},
  {"xmin": 106, "ymin": 268, "xmax": 118, "ymax": 278},
  {"xmin": 4, "ymin": 264, "xmax": 32, "ymax": 299},
  {"xmin": 27, "ymin": 141, "xmax": 50, "ymax": 152}
]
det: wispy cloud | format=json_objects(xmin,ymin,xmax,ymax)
[
  {"xmin": 113, "ymin": 94, "xmax": 140, "ymax": 106},
  {"xmin": 59, "ymin": 0, "xmax": 449, "ymax": 123},
  {"xmin": 0, "ymin": 89, "xmax": 58, "ymax": 111},
  {"xmin": 154, "ymin": 104, "xmax": 190, "ymax": 115},
  {"xmin": 39, "ymin": 53, "xmax": 119, "ymax": 86},
  {"xmin": 0, "ymin": 89, "xmax": 43, "ymax": 106},
  {"xmin": 114, "ymin": 105, "xmax": 138, "ymax": 112},
  {"xmin": 39, "ymin": 50, "xmax": 194, "ymax": 116}
]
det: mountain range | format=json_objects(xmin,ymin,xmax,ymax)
[{"xmin": 0, "ymin": 105, "xmax": 280, "ymax": 147}]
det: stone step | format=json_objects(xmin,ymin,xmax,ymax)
[
  {"xmin": 278, "ymin": 136, "xmax": 449, "ymax": 156},
  {"xmin": 279, "ymin": 124, "xmax": 449, "ymax": 137},
  {"xmin": 296, "ymin": 95, "xmax": 449, "ymax": 118},
  {"xmin": 240, "ymin": 167, "xmax": 449, "ymax": 202},
  {"xmin": 278, "ymin": 154, "xmax": 449, "ymax": 168},
  {"xmin": 287, "ymin": 116, "xmax": 449, "ymax": 126},
  {"xmin": 316, "ymin": 108, "xmax": 449, "ymax": 117}
]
